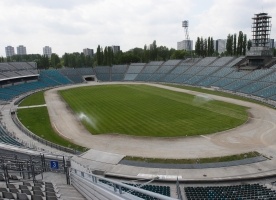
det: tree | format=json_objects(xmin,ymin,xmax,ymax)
[
  {"xmin": 247, "ymin": 40, "xmax": 252, "ymax": 51},
  {"xmin": 170, "ymin": 50, "xmax": 187, "ymax": 59},
  {"xmin": 233, "ymin": 33, "xmax": 237, "ymax": 56},
  {"xmin": 237, "ymin": 31, "xmax": 243, "ymax": 56},
  {"xmin": 157, "ymin": 46, "xmax": 170, "ymax": 61},
  {"xmin": 63, "ymin": 53, "xmax": 69, "ymax": 67},
  {"xmin": 207, "ymin": 37, "xmax": 211, "ymax": 56},
  {"xmin": 226, "ymin": 34, "xmax": 233, "ymax": 56},
  {"xmin": 242, "ymin": 34, "xmax": 247, "ymax": 55},
  {"xmin": 203, "ymin": 39, "xmax": 208, "ymax": 57},
  {"xmin": 96, "ymin": 45, "xmax": 102, "ymax": 66},
  {"xmin": 195, "ymin": 37, "xmax": 201, "ymax": 56},
  {"xmin": 50, "ymin": 53, "xmax": 60, "ymax": 68},
  {"xmin": 39, "ymin": 55, "xmax": 50, "ymax": 69},
  {"xmin": 200, "ymin": 37, "xmax": 204, "ymax": 56},
  {"xmin": 210, "ymin": 37, "xmax": 214, "ymax": 56},
  {"xmin": 143, "ymin": 45, "xmax": 150, "ymax": 63},
  {"xmin": 152, "ymin": 40, "xmax": 158, "ymax": 61}
]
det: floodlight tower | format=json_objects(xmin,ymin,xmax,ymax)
[
  {"xmin": 182, "ymin": 20, "xmax": 192, "ymax": 55},
  {"xmin": 252, "ymin": 13, "xmax": 271, "ymax": 47}
]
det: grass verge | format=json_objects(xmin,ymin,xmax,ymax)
[
  {"xmin": 124, "ymin": 151, "xmax": 261, "ymax": 164},
  {"xmin": 17, "ymin": 106, "xmax": 86, "ymax": 152},
  {"xmin": 18, "ymin": 91, "xmax": 46, "ymax": 107}
]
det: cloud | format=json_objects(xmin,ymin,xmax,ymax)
[
  {"xmin": 0, "ymin": 0, "xmax": 275, "ymax": 57},
  {"xmin": 191, "ymin": 0, "xmax": 276, "ymax": 41}
]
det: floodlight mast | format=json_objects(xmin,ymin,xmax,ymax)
[
  {"xmin": 252, "ymin": 13, "xmax": 271, "ymax": 47},
  {"xmin": 182, "ymin": 20, "xmax": 192, "ymax": 57}
]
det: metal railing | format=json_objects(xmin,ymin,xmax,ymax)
[{"xmin": 71, "ymin": 168, "xmax": 177, "ymax": 200}]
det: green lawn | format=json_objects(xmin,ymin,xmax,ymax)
[
  {"xmin": 59, "ymin": 84, "xmax": 248, "ymax": 137},
  {"xmin": 18, "ymin": 91, "xmax": 46, "ymax": 107},
  {"xmin": 124, "ymin": 151, "xmax": 261, "ymax": 164},
  {"xmin": 163, "ymin": 83, "xmax": 274, "ymax": 108},
  {"xmin": 17, "ymin": 105, "xmax": 85, "ymax": 152}
]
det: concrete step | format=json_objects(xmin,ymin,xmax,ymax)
[
  {"xmin": 36, "ymin": 172, "xmax": 86, "ymax": 200},
  {"xmin": 57, "ymin": 184, "xmax": 86, "ymax": 200}
]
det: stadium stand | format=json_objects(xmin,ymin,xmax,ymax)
[
  {"xmin": 4, "ymin": 60, "xmax": 276, "ymax": 199},
  {"xmin": 148, "ymin": 60, "xmax": 181, "ymax": 82},
  {"xmin": 111, "ymin": 65, "xmax": 128, "ymax": 81},
  {"xmin": 135, "ymin": 61, "xmax": 163, "ymax": 82},
  {"xmin": 184, "ymin": 183, "xmax": 276, "ymax": 200},
  {"xmin": 0, "ymin": 125, "xmax": 22, "ymax": 147},
  {"xmin": 2, "ymin": 57, "xmax": 276, "ymax": 104},
  {"xmin": 94, "ymin": 66, "xmax": 111, "ymax": 81},
  {"xmin": 124, "ymin": 63, "xmax": 146, "ymax": 81},
  {"xmin": 98, "ymin": 179, "xmax": 171, "ymax": 199},
  {"xmin": 59, "ymin": 67, "xmax": 95, "ymax": 83}
]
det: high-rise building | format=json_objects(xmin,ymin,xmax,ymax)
[
  {"xmin": 215, "ymin": 39, "xmax": 227, "ymax": 54},
  {"xmin": 17, "ymin": 45, "xmax": 27, "ymax": 55},
  {"xmin": 83, "ymin": 48, "xmax": 94, "ymax": 57},
  {"xmin": 177, "ymin": 40, "xmax": 193, "ymax": 51},
  {"xmin": 269, "ymin": 39, "xmax": 274, "ymax": 49},
  {"xmin": 43, "ymin": 46, "xmax": 52, "ymax": 57},
  {"xmin": 112, "ymin": 46, "xmax": 120, "ymax": 54},
  {"xmin": 5, "ymin": 46, "xmax": 15, "ymax": 57}
]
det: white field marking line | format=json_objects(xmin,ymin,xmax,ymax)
[
  {"xmin": 17, "ymin": 104, "xmax": 47, "ymax": 109},
  {"xmin": 200, "ymin": 135, "xmax": 210, "ymax": 139},
  {"xmin": 53, "ymin": 123, "xmax": 72, "ymax": 140}
]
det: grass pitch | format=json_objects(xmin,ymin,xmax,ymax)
[
  {"xmin": 18, "ymin": 91, "xmax": 46, "ymax": 107},
  {"xmin": 59, "ymin": 84, "xmax": 248, "ymax": 137},
  {"xmin": 17, "ymin": 92, "xmax": 85, "ymax": 151},
  {"xmin": 125, "ymin": 151, "xmax": 261, "ymax": 164}
]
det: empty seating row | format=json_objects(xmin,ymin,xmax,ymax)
[
  {"xmin": 0, "ymin": 126, "xmax": 22, "ymax": 147},
  {"xmin": 0, "ymin": 181, "xmax": 60, "ymax": 200},
  {"xmin": 3, "ymin": 57, "xmax": 276, "ymax": 104},
  {"xmin": 0, "ymin": 69, "xmax": 76, "ymax": 102},
  {"xmin": 0, "ymin": 63, "xmax": 36, "ymax": 72},
  {"xmin": 99, "ymin": 179, "xmax": 170, "ymax": 200},
  {"xmin": 185, "ymin": 183, "xmax": 276, "ymax": 200}
]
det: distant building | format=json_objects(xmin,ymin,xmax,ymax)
[
  {"xmin": 215, "ymin": 39, "xmax": 226, "ymax": 54},
  {"xmin": 112, "ymin": 46, "xmax": 120, "ymax": 53},
  {"xmin": 177, "ymin": 40, "xmax": 193, "ymax": 51},
  {"xmin": 43, "ymin": 46, "xmax": 52, "ymax": 57},
  {"xmin": 269, "ymin": 39, "xmax": 274, "ymax": 48},
  {"xmin": 5, "ymin": 46, "xmax": 15, "ymax": 57},
  {"xmin": 83, "ymin": 48, "xmax": 94, "ymax": 57},
  {"xmin": 17, "ymin": 45, "xmax": 27, "ymax": 55}
]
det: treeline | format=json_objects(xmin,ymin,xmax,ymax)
[
  {"xmin": 62, "ymin": 53, "xmax": 94, "ymax": 68},
  {"xmin": 195, "ymin": 37, "xmax": 215, "ymax": 57},
  {"xmin": 1, "ymin": 34, "xmax": 276, "ymax": 68},
  {"xmin": 0, "ymin": 53, "xmax": 94, "ymax": 69},
  {"xmin": 225, "ymin": 31, "xmax": 250, "ymax": 56},
  {"xmin": 94, "ymin": 40, "xmax": 190, "ymax": 66}
]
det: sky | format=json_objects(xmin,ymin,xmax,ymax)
[{"xmin": 0, "ymin": 0, "xmax": 275, "ymax": 57}]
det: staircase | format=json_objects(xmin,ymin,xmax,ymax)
[
  {"xmin": 37, "ymin": 172, "xmax": 86, "ymax": 200},
  {"xmin": 58, "ymin": 184, "xmax": 86, "ymax": 200}
]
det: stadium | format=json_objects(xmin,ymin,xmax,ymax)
[{"xmin": 1, "ymin": 14, "xmax": 276, "ymax": 200}]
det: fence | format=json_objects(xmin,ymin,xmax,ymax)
[{"xmin": 71, "ymin": 168, "xmax": 177, "ymax": 200}]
